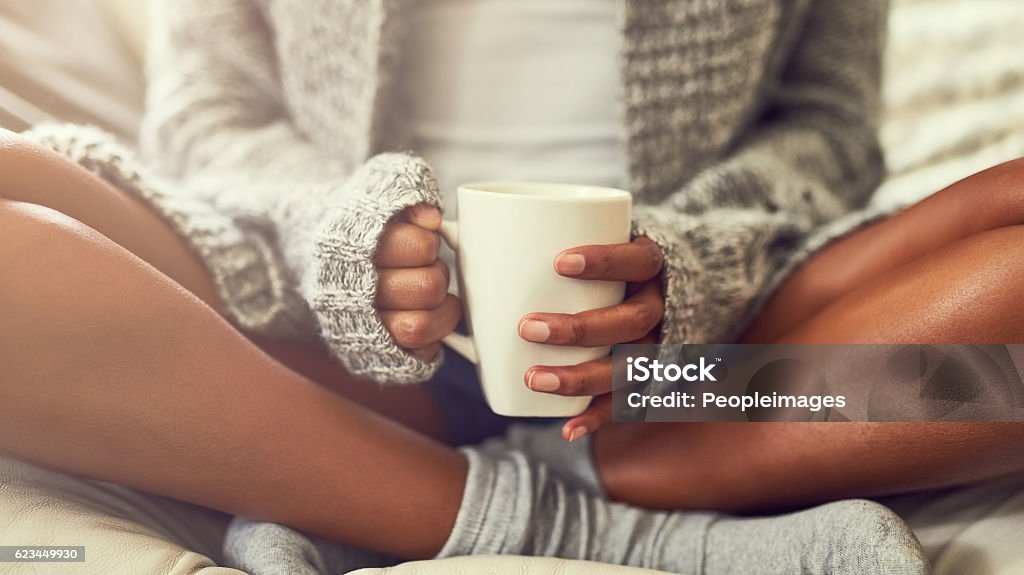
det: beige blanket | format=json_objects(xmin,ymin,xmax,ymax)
[{"xmin": 876, "ymin": 0, "xmax": 1024, "ymax": 208}]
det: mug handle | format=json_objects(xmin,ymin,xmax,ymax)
[{"xmin": 438, "ymin": 220, "xmax": 479, "ymax": 365}]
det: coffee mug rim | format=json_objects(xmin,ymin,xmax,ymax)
[{"xmin": 458, "ymin": 181, "xmax": 631, "ymax": 203}]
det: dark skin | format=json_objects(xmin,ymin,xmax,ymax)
[
  {"xmin": 3, "ymin": 127, "xmax": 1024, "ymax": 555},
  {"xmin": 546, "ymin": 158, "xmax": 1024, "ymax": 511},
  {"xmin": 527, "ymin": 158, "xmax": 1024, "ymax": 441},
  {"xmin": 526, "ymin": 158, "xmax": 1024, "ymax": 398},
  {"xmin": 374, "ymin": 209, "xmax": 665, "ymax": 441},
  {"xmin": 519, "ymin": 241, "xmax": 663, "ymax": 440}
]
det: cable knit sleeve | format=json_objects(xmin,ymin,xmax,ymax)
[
  {"xmin": 140, "ymin": 0, "xmax": 442, "ymax": 384},
  {"xmin": 633, "ymin": 0, "xmax": 888, "ymax": 344}
]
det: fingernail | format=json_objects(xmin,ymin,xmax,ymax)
[
  {"xmin": 568, "ymin": 426, "xmax": 589, "ymax": 442},
  {"xmin": 408, "ymin": 205, "xmax": 441, "ymax": 226},
  {"xmin": 555, "ymin": 253, "xmax": 586, "ymax": 276},
  {"xmin": 528, "ymin": 370, "xmax": 560, "ymax": 392},
  {"xmin": 519, "ymin": 319, "xmax": 550, "ymax": 343}
]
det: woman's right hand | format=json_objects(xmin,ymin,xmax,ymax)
[{"xmin": 375, "ymin": 205, "xmax": 461, "ymax": 360}]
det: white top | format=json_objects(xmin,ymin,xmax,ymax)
[{"xmin": 399, "ymin": 0, "xmax": 626, "ymax": 219}]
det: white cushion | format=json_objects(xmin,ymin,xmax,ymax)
[{"xmin": 0, "ymin": 456, "xmax": 243, "ymax": 575}]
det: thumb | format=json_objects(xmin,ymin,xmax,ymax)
[{"xmin": 403, "ymin": 204, "xmax": 442, "ymax": 231}]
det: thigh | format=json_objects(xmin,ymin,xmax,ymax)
[
  {"xmin": 744, "ymin": 157, "xmax": 1024, "ymax": 342},
  {"xmin": 776, "ymin": 224, "xmax": 1024, "ymax": 344},
  {"xmin": 601, "ymin": 222, "xmax": 1024, "ymax": 507},
  {"xmin": 0, "ymin": 200, "xmax": 466, "ymax": 554}
]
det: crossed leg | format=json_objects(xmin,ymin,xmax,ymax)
[
  {"xmin": 0, "ymin": 130, "xmax": 449, "ymax": 441},
  {"xmin": 0, "ymin": 133, "xmax": 460, "ymax": 558},
  {"xmin": 594, "ymin": 158, "xmax": 1024, "ymax": 512},
  {"xmin": 3, "ymin": 126, "xmax": 1024, "ymax": 549}
]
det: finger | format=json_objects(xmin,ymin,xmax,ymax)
[
  {"xmin": 519, "ymin": 281, "xmax": 663, "ymax": 346},
  {"xmin": 525, "ymin": 330, "xmax": 658, "ymax": 396},
  {"xmin": 375, "ymin": 222, "xmax": 440, "ymax": 267},
  {"xmin": 381, "ymin": 294, "xmax": 462, "ymax": 349},
  {"xmin": 554, "ymin": 236, "xmax": 663, "ymax": 282},
  {"xmin": 403, "ymin": 204, "xmax": 442, "ymax": 231},
  {"xmin": 562, "ymin": 395, "xmax": 613, "ymax": 441},
  {"xmin": 409, "ymin": 342, "xmax": 442, "ymax": 361},
  {"xmin": 525, "ymin": 356, "xmax": 611, "ymax": 397},
  {"xmin": 376, "ymin": 261, "xmax": 449, "ymax": 310}
]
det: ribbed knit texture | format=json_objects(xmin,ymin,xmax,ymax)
[
  {"xmin": 21, "ymin": 0, "xmax": 888, "ymax": 384},
  {"xmin": 431, "ymin": 447, "xmax": 927, "ymax": 574},
  {"xmin": 20, "ymin": 122, "xmax": 314, "ymax": 340},
  {"xmin": 223, "ymin": 425, "xmax": 927, "ymax": 574}
]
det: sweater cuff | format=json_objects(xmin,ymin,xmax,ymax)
[
  {"xmin": 21, "ymin": 123, "xmax": 314, "ymax": 339},
  {"xmin": 311, "ymin": 152, "xmax": 445, "ymax": 385},
  {"xmin": 631, "ymin": 207, "xmax": 703, "ymax": 345}
]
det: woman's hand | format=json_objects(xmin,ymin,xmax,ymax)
[
  {"xmin": 375, "ymin": 205, "xmax": 461, "ymax": 360},
  {"xmin": 518, "ymin": 237, "xmax": 665, "ymax": 441}
]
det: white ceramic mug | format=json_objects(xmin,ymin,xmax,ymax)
[{"xmin": 440, "ymin": 182, "xmax": 632, "ymax": 417}]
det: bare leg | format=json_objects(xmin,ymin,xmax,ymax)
[
  {"xmin": 0, "ymin": 130, "xmax": 448, "ymax": 440},
  {"xmin": 0, "ymin": 136, "xmax": 934, "ymax": 574},
  {"xmin": 594, "ymin": 158, "xmax": 1024, "ymax": 512},
  {"xmin": 745, "ymin": 157, "xmax": 1024, "ymax": 342},
  {"xmin": 0, "ymin": 130, "xmax": 221, "ymax": 307},
  {"xmin": 0, "ymin": 186, "xmax": 463, "ymax": 558}
]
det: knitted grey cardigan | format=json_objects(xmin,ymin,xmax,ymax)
[{"xmin": 26, "ymin": 0, "xmax": 888, "ymax": 385}]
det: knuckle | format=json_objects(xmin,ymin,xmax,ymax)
[
  {"xmin": 633, "ymin": 302, "xmax": 660, "ymax": 332},
  {"xmin": 596, "ymin": 249, "xmax": 615, "ymax": 277},
  {"xmin": 567, "ymin": 317, "xmax": 587, "ymax": 345},
  {"xmin": 562, "ymin": 370, "xmax": 587, "ymax": 395},
  {"xmin": 376, "ymin": 274, "xmax": 402, "ymax": 307},
  {"xmin": 379, "ymin": 220, "xmax": 402, "ymax": 243},
  {"xmin": 420, "ymin": 231, "xmax": 441, "ymax": 260},
  {"xmin": 406, "ymin": 225, "xmax": 437, "ymax": 257},
  {"xmin": 410, "ymin": 271, "xmax": 433, "ymax": 295},
  {"xmin": 380, "ymin": 224, "xmax": 440, "ymax": 265},
  {"xmin": 422, "ymin": 263, "xmax": 449, "ymax": 303},
  {"xmin": 394, "ymin": 314, "xmax": 430, "ymax": 348},
  {"xmin": 640, "ymin": 240, "xmax": 664, "ymax": 274}
]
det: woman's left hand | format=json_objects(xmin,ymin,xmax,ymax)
[{"xmin": 518, "ymin": 236, "xmax": 665, "ymax": 441}]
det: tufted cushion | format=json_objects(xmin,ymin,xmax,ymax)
[{"xmin": 0, "ymin": 456, "xmax": 243, "ymax": 575}]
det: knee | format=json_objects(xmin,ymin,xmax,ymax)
[
  {"xmin": 0, "ymin": 200, "xmax": 99, "ymax": 274},
  {"xmin": 974, "ymin": 156, "xmax": 1024, "ymax": 191},
  {"xmin": 937, "ymin": 225, "xmax": 1024, "ymax": 292},
  {"xmin": 965, "ymin": 223, "xmax": 1024, "ymax": 258},
  {"xmin": 948, "ymin": 157, "xmax": 1024, "ymax": 230},
  {"xmin": 0, "ymin": 126, "xmax": 25, "ymax": 150}
]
